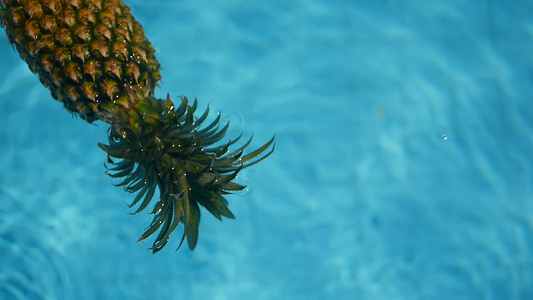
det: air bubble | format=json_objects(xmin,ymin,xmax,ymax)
[{"xmin": 438, "ymin": 131, "xmax": 448, "ymax": 141}]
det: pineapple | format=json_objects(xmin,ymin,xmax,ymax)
[{"xmin": 0, "ymin": 0, "xmax": 274, "ymax": 253}]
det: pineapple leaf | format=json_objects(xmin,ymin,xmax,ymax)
[
  {"xmin": 213, "ymin": 194, "xmax": 235, "ymax": 219},
  {"xmin": 137, "ymin": 207, "xmax": 169, "ymax": 242},
  {"xmin": 131, "ymin": 179, "xmax": 157, "ymax": 214},
  {"xmin": 186, "ymin": 200, "xmax": 201, "ymax": 250},
  {"xmin": 239, "ymin": 136, "xmax": 275, "ymax": 167},
  {"xmin": 191, "ymin": 104, "xmax": 210, "ymax": 130},
  {"xmin": 201, "ymin": 122, "xmax": 230, "ymax": 146},
  {"xmin": 197, "ymin": 112, "xmax": 221, "ymax": 135}
]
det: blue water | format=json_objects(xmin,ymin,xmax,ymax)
[{"xmin": 1, "ymin": 0, "xmax": 532, "ymax": 299}]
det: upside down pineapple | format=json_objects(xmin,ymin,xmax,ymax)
[{"xmin": 0, "ymin": 0, "xmax": 273, "ymax": 253}]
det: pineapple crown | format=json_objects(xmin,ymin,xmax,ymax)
[{"xmin": 99, "ymin": 96, "xmax": 274, "ymax": 253}]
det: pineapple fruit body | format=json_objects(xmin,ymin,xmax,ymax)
[
  {"xmin": 1, "ymin": 0, "xmax": 161, "ymax": 124},
  {"xmin": 0, "ymin": 0, "xmax": 273, "ymax": 253}
]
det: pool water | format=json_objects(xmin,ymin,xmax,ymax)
[{"xmin": 0, "ymin": 0, "xmax": 532, "ymax": 299}]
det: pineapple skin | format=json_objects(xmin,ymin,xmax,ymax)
[{"xmin": 0, "ymin": 0, "xmax": 162, "ymax": 123}]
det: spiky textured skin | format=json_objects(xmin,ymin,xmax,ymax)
[
  {"xmin": 0, "ymin": 0, "xmax": 274, "ymax": 253},
  {"xmin": 0, "ymin": 0, "xmax": 161, "ymax": 123}
]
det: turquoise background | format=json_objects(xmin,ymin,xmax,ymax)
[{"xmin": 0, "ymin": 0, "xmax": 532, "ymax": 299}]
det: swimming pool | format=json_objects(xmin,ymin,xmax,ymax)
[{"xmin": 0, "ymin": 0, "xmax": 532, "ymax": 299}]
